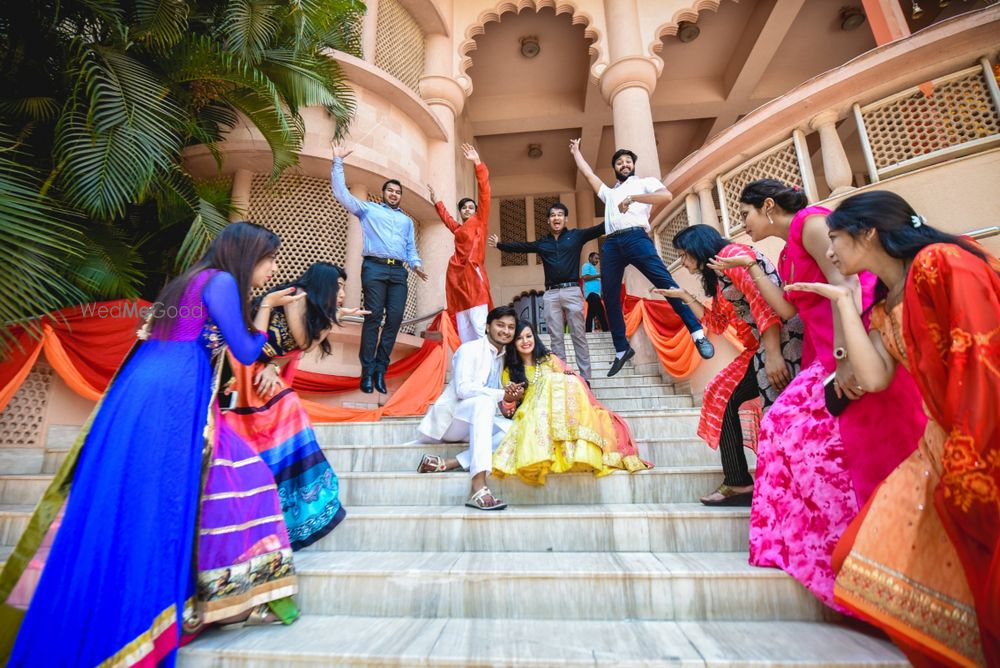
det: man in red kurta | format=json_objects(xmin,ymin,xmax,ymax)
[{"xmin": 431, "ymin": 143, "xmax": 494, "ymax": 342}]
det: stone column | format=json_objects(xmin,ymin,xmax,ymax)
[
  {"xmin": 810, "ymin": 110, "xmax": 855, "ymax": 196},
  {"xmin": 417, "ymin": 34, "xmax": 467, "ymax": 318},
  {"xmin": 601, "ymin": 0, "xmax": 661, "ymax": 178},
  {"xmin": 684, "ymin": 192, "xmax": 702, "ymax": 227},
  {"xmin": 343, "ymin": 183, "xmax": 367, "ymax": 309},
  {"xmin": 695, "ymin": 180, "xmax": 721, "ymax": 232},
  {"xmin": 229, "ymin": 169, "xmax": 253, "ymax": 222},
  {"xmin": 360, "ymin": 1, "xmax": 380, "ymax": 62}
]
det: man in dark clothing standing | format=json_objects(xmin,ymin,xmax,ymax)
[
  {"xmin": 581, "ymin": 251, "xmax": 610, "ymax": 332},
  {"xmin": 488, "ymin": 203, "xmax": 603, "ymax": 379}
]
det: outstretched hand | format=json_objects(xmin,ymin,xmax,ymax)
[
  {"xmin": 650, "ymin": 287, "xmax": 687, "ymax": 301},
  {"xmin": 706, "ymin": 254, "xmax": 755, "ymax": 271},
  {"xmin": 330, "ymin": 141, "xmax": 353, "ymax": 160},
  {"xmin": 338, "ymin": 306, "xmax": 372, "ymax": 317},
  {"xmin": 784, "ymin": 282, "xmax": 851, "ymax": 302},
  {"xmin": 487, "ymin": 234, "xmax": 500, "ymax": 248},
  {"xmin": 461, "ymin": 143, "xmax": 481, "ymax": 165},
  {"xmin": 569, "ymin": 138, "xmax": 582, "ymax": 156},
  {"xmin": 262, "ymin": 287, "xmax": 307, "ymax": 309}
]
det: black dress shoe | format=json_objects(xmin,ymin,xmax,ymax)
[
  {"xmin": 607, "ymin": 348, "xmax": 635, "ymax": 377},
  {"xmin": 373, "ymin": 371, "xmax": 388, "ymax": 394},
  {"xmin": 359, "ymin": 374, "xmax": 374, "ymax": 393},
  {"xmin": 694, "ymin": 337, "xmax": 715, "ymax": 359}
]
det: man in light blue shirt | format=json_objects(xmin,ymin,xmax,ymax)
[
  {"xmin": 581, "ymin": 252, "xmax": 609, "ymax": 332},
  {"xmin": 331, "ymin": 143, "xmax": 427, "ymax": 394}
]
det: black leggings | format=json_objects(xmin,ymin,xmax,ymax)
[
  {"xmin": 585, "ymin": 293, "xmax": 609, "ymax": 332},
  {"xmin": 719, "ymin": 364, "xmax": 761, "ymax": 487}
]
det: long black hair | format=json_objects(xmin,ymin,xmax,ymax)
[
  {"xmin": 739, "ymin": 179, "xmax": 808, "ymax": 214},
  {"xmin": 828, "ymin": 191, "xmax": 991, "ymax": 304},
  {"xmin": 504, "ymin": 319, "xmax": 550, "ymax": 386},
  {"xmin": 672, "ymin": 224, "xmax": 731, "ymax": 296},
  {"xmin": 263, "ymin": 262, "xmax": 346, "ymax": 356},
  {"xmin": 152, "ymin": 221, "xmax": 280, "ymax": 337}
]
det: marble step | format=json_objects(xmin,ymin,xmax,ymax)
[
  {"xmin": 0, "ymin": 503, "xmax": 751, "ymax": 554},
  {"xmin": 289, "ymin": 551, "xmax": 828, "ymax": 622},
  {"xmin": 180, "ymin": 615, "xmax": 906, "ymax": 667},
  {"xmin": 308, "ymin": 503, "xmax": 751, "ymax": 553},
  {"xmin": 590, "ymin": 383, "xmax": 685, "ymax": 399},
  {"xmin": 38, "ymin": 436, "xmax": 737, "ymax": 476},
  {"xmin": 598, "ymin": 394, "xmax": 693, "ymax": 411},
  {"xmin": 0, "ymin": 448, "xmax": 43, "ymax": 475},
  {"xmin": 314, "ymin": 409, "xmax": 703, "ymax": 445},
  {"xmin": 334, "ymin": 468, "xmax": 742, "ymax": 507},
  {"xmin": 322, "ymin": 437, "xmax": 744, "ymax": 473}
]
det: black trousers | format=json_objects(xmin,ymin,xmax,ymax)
[
  {"xmin": 719, "ymin": 363, "xmax": 761, "ymax": 487},
  {"xmin": 360, "ymin": 259, "xmax": 408, "ymax": 376},
  {"xmin": 585, "ymin": 293, "xmax": 609, "ymax": 332}
]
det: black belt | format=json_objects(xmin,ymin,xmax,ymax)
[
  {"xmin": 364, "ymin": 256, "xmax": 404, "ymax": 266},
  {"xmin": 545, "ymin": 281, "xmax": 579, "ymax": 291},
  {"xmin": 605, "ymin": 226, "xmax": 646, "ymax": 239}
]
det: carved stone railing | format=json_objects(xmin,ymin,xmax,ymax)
[{"xmin": 652, "ymin": 6, "xmax": 1000, "ymax": 241}]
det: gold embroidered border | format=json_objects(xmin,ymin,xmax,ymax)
[
  {"xmin": 837, "ymin": 553, "xmax": 984, "ymax": 666},
  {"xmin": 198, "ymin": 581, "xmax": 298, "ymax": 624},
  {"xmin": 199, "ymin": 514, "xmax": 285, "ymax": 536},
  {"xmin": 210, "ymin": 456, "xmax": 259, "ymax": 469},
  {"xmin": 97, "ymin": 602, "xmax": 178, "ymax": 668},
  {"xmin": 202, "ymin": 484, "xmax": 277, "ymax": 501}
]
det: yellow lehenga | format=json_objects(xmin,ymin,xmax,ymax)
[{"xmin": 492, "ymin": 354, "xmax": 650, "ymax": 485}]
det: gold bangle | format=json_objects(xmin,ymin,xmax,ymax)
[{"xmin": 259, "ymin": 304, "xmax": 273, "ymax": 309}]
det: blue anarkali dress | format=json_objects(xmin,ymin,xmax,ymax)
[{"xmin": 0, "ymin": 269, "xmax": 296, "ymax": 666}]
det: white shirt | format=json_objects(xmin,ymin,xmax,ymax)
[
  {"xmin": 453, "ymin": 336, "xmax": 505, "ymax": 402},
  {"xmin": 598, "ymin": 176, "xmax": 667, "ymax": 234}
]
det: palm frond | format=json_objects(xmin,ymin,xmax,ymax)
[
  {"xmin": 55, "ymin": 47, "xmax": 186, "ymax": 219},
  {"xmin": 0, "ymin": 97, "xmax": 61, "ymax": 123},
  {"xmin": 0, "ymin": 142, "xmax": 87, "ymax": 355},
  {"xmin": 219, "ymin": 0, "xmax": 281, "ymax": 63},
  {"xmin": 175, "ymin": 197, "xmax": 230, "ymax": 270},
  {"xmin": 133, "ymin": 0, "xmax": 190, "ymax": 49},
  {"xmin": 64, "ymin": 221, "xmax": 146, "ymax": 297}
]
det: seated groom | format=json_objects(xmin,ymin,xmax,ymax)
[{"xmin": 416, "ymin": 306, "xmax": 524, "ymax": 511}]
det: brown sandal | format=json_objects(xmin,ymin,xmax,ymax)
[
  {"xmin": 700, "ymin": 483, "xmax": 753, "ymax": 507},
  {"xmin": 465, "ymin": 486, "xmax": 507, "ymax": 511},
  {"xmin": 417, "ymin": 454, "xmax": 448, "ymax": 473}
]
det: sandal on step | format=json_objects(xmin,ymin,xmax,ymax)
[
  {"xmin": 417, "ymin": 454, "xmax": 448, "ymax": 473},
  {"xmin": 700, "ymin": 484, "xmax": 753, "ymax": 507},
  {"xmin": 243, "ymin": 604, "xmax": 280, "ymax": 626},
  {"xmin": 465, "ymin": 486, "xmax": 507, "ymax": 511}
]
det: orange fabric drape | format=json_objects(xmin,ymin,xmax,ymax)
[
  {"xmin": 0, "ymin": 336, "xmax": 44, "ymax": 413},
  {"xmin": 298, "ymin": 314, "xmax": 457, "ymax": 422}
]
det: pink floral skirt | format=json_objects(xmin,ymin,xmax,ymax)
[{"xmin": 748, "ymin": 361, "xmax": 858, "ymax": 612}]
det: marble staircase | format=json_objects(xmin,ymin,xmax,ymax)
[{"xmin": 0, "ymin": 332, "xmax": 908, "ymax": 666}]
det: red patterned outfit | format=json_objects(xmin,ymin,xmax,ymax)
[{"xmin": 434, "ymin": 162, "xmax": 493, "ymax": 343}]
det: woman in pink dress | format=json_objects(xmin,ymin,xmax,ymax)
[{"xmin": 713, "ymin": 179, "xmax": 924, "ymax": 610}]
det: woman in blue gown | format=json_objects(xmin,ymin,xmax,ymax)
[{"xmin": 0, "ymin": 222, "xmax": 304, "ymax": 666}]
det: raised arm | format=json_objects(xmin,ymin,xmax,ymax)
[
  {"xmin": 474, "ymin": 162, "xmax": 491, "ymax": 224},
  {"xmin": 494, "ymin": 238, "xmax": 540, "ymax": 254},
  {"xmin": 580, "ymin": 221, "xmax": 606, "ymax": 243},
  {"xmin": 569, "ymin": 138, "xmax": 604, "ymax": 195},
  {"xmin": 203, "ymin": 272, "xmax": 266, "ymax": 365},
  {"xmin": 434, "ymin": 200, "xmax": 460, "ymax": 233},
  {"xmin": 329, "ymin": 144, "xmax": 366, "ymax": 216}
]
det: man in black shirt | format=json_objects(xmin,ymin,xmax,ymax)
[{"xmin": 488, "ymin": 203, "xmax": 604, "ymax": 379}]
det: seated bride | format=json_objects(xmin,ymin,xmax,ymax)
[{"xmin": 492, "ymin": 319, "xmax": 651, "ymax": 485}]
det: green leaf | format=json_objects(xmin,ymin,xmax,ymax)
[{"xmin": 133, "ymin": 0, "xmax": 191, "ymax": 49}]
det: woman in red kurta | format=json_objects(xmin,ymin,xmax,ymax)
[
  {"xmin": 789, "ymin": 191, "xmax": 1000, "ymax": 667},
  {"xmin": 432, "ymin": 143, "xmax": 493, "ymax": 343},
  {"xmin": 655, "ymin": 224, "xmax": 802, "ymax": 506}
]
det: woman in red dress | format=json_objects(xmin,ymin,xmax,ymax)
[
  {"xmin": 431, "ymin": 143, "xmax": 493, "ymax": 342},
  {"xmin": 788, "ymin": 190, "xmax": 999, "ymax": 667}
]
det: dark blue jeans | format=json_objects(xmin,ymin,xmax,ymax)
[
  {"xmin": 360, "ymin": 259, "xmax": 409, "ymax": 375},
  {"xmin": 600, "ymin": 228, "xmax": 702, "ymax": 353}
]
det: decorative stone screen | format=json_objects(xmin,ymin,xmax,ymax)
[
  {"xmin": 718, "ymin": 139, "xmax": 804, "ymax": 236},
  {"xmin": 500, "ymin": 198, "xmax": 528, "ymax": 267},
  {"xmin": 366, "ymin": 194, "xmax": 421, "ymax": 332},
  {"xmin": 657, "ymin": 205, "xmax": 689, "ymax": 265},
  {"xmin": 533, "ymin": 196, "xmax": 559, "ymax": 242},
  {"xmin": 857, "ymin": 62, "xmax": 1000, "ymax": 178},
  {"xmin": 375, "ymin": 0, "xmax": 425, "ymax": 93},
  {"xmin": 0, "ymin": 361, "xmax": 53, "ymax": 449},
  {"xmin": 248, "ymin": 173, "xmax": 350, "ymax": 292}
]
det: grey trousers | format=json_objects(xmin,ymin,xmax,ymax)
[{"xmin": 542, "ymin": 286, "xmax": 591, "ymax": 379}]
